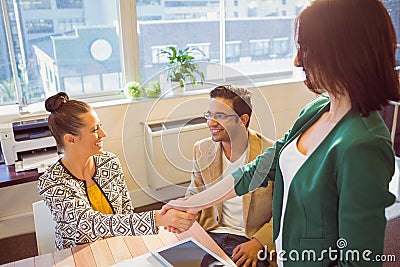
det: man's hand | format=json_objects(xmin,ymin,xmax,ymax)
[
  {"xmin": 154, "ymin": 209, "xmax": 197, "ymax": 233},
  {"xmin": 232, "ymin": 238, "xmax": 263, "ymax": 267}
]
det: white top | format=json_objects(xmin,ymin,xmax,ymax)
[
  {"xmin": 276, "ymin": 136, "xmax": 308, "ymax": 267},
  {"xmin": 210, "ymin": 147, "xmax": 248, "ymax": 237}
]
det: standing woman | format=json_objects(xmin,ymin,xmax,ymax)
[
  {"xmin": 164, "ymin": 0, "xmax": 400, "ymax": 266},
  {"xmin": 39, "ymin": 92, "xmax": 196, "ymax": 250}
]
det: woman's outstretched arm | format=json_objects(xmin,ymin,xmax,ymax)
[{"xmin": 161, "ymin": 173, "xmax": 236, "ymax": 215}]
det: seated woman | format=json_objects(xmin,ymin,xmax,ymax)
[{"xmin": 38, "ymin": 92, "xmax": 196, "ymax": 250}]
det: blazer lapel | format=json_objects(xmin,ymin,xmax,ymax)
[
  {"xmin": 204, "ymin": 142, "xmax": 223, "ymax": 183},
  {"xmin": 243, "ymin": 130, "xmax": 261, "ymax": 227},
  {"xmin": 204, "ymin": 141, "xmax": 223, "ymax": 215},
  {"xmin": 247, "ymin": 129, "xmax": 263, "ymax": 163}
]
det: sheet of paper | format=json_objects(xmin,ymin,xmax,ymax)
[
  {"xmin": 17, "ymin": 150, "xmax": 59, "ymax": 172},
  {"xmin": 110, "ymin": 253, "xmax": 162, "ymax": 267}
]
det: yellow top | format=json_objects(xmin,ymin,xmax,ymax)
[
  {"xmin": 87, "ymin": 183, "xmax": 113, "ymax": 239},
  {"xmin": 87, "ymin": 183, "xmax": 113, "ymax": 215}
]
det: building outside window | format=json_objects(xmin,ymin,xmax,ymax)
[
  {"xmin": 56, "ymin": 0, "xmax": 82, "ymax": 9},
  {"xmin": 58, "ymin": 18, "xmax": 85, "ymax": 33},
  {"xmin": 63, "ymin": 76, "xmax": 83, "ymax": 94},
  {"xmin": 26, "ymin": 19, "xmax": 54, "ymax": 34},
  {"xmin": 186, "ymin": 43, "xmax": 211, "ymax": 60},
  {"xmin": 270, "ymin": 37, "xmax": 290, "ymax": 58},
  {"xmin": 102, "ymin": 72, "xmax": 122, "ymax": 90},
  {"xmin": 20, "ymin": 0, "xmax": 51, "ymax": 10},
  {"xmin": 225, "ymin": 41, "xmax": 241, "ymax": 63},
  {"xmin": 137, "ymin": 0, "xmax": 161, "ymax": 5},
  {"xmin": 83, "ymin": 74, "xmax": 101, "ymax": 93},
  {"xmin": 250, "ymin": 39, "xmax": 270, "ymax": 60}
]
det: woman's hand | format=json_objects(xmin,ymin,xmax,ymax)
[{"xmin": 154, "ymin": 208, "xmax": 197, "ymax": 233}]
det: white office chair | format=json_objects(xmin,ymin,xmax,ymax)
[
  {"xmin": 388, "ymin": 101, "xmax": 400, "ymax": 202},
  {"xmin": 385, "ymin": 101, "xmax": 400, "ymax": 220},
  {"xmin": 32, "ymin": 200, "xmax": 56, "ymax": 255}
]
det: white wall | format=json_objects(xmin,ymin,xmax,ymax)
[{"xmin": 0, "ymin": 81, "xmax": 314, "ymax": 239}]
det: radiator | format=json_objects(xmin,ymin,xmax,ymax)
[{"xmin": 144, "ymin": 117, "xmax": 209, "ymax": 190}]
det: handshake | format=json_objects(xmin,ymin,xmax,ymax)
[
  {"xmin": 154, "ymin": 197, "xmax": 201, "ymax": 234},
  {"xmin": 154, "ymin": 177, "xmax": 232, "ymax": 233},
  {"xmin": 154, "ymin": 179, "xmax": 232, "ymax": 233}
]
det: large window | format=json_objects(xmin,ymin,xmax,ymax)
[
  {"xmin": 137, "ymin": 0, "xmax": 305, "ymax": 84},
  {"xmin": 1, "ymin": 0, "xmax": 120, "ymax": 105},
  {"xmin": 0, "ymin": 2, "xmax": 16, "ymax": 104},
  {"xmin": 1, "ymin": 0, "xmax": 399, "ymax": 107}
]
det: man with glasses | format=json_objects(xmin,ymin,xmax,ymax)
[{"xmin": 186, "ymin": 85, "xmax": 276, "ymax": 267}]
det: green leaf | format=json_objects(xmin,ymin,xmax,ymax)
[{"xmin": 160, "ymin": 45, "xmax": 207, "ymax": 85}]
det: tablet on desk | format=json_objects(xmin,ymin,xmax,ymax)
[{"xmin": 151, "ymin": 237, "xmax": 233, "ymax": 267}]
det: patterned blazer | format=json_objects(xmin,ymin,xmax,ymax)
[
  {"xmin": 38, "ymin": 151, "xmax": 158, "ymax": 250},
  {"xmin": 186, "ymin": 129, "xmax": 275, "ymax": 250}
]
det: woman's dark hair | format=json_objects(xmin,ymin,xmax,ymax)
[
  {"xmin": 295, "ymin": 0, "xmax": 400, "ymax": 116},
  {"xmin": 210, "ymin": 85, "xmax": 253, "ymax": 127},
  {"xmin": 45, "ymin": 92, "xmax": 91, "ymax": 149}
]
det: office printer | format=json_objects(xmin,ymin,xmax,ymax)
[{"xmin": 0, "ymin": 117, "xmax": 60, "ymax": 172}]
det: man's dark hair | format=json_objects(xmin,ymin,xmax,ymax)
[{"xmin": 210, "ymin": 85, "xmax": 252, "ymax": 127}]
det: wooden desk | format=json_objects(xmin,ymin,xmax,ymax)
[
  {"xmin": 0, "ymin": 222, "xmax": 235, "ymax": 267},
  {"xmin": 0, "ymin": 164, "xmax": 40, "ymax": 188}
]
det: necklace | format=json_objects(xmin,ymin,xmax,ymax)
[{"xmin": 62, "ymin": 157, "xmax": 95, "ymax": 182}]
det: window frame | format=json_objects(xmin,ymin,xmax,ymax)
[{"xmin": 119, "ymin": 0, "xmax": 141, "ymax": 88}]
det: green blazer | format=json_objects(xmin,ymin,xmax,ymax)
[{"xmin": 232, "ymin": 95, "xmax": 396, "ymax": 267}]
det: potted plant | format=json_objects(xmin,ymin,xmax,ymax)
[
  {"xmin": 145, "ymin": 81, "xmax": 161, "ymax": 98},
  {"xmin": 125, "ymin": 81, "xmax": 143, "ymax": 99},
  {"xmin": 158, "ymin": 46, "xmax": 206, "ymax": 95}
]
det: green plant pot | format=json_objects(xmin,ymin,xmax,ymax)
[
  {"xmin": 145, "ymin": 81, "xmax": 161, "ymax": 98},
  {"xmin": 171, "ymin": 81, "xmax": 185, "ymax": 96},
  {"xmin": 126, "ymin": 81, "xmax": 143, "ymax": 99}
]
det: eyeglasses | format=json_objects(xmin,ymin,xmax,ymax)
[{"xmin": 204, "ymin": 112, "xmax": 238, "ymax": 121}]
